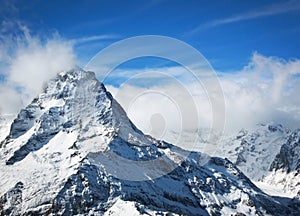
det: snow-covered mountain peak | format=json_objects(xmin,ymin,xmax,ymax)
[
  {"xmin": 39, "ymin": 68, "xmax": 100, "ymax": 101},
  {"xmin": 1, "ymin": 71, "xmax": 103, "ymax": 168}
]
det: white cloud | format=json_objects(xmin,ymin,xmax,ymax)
[
  {"xmin": 0, "ymin": 22, "xmax": 76, "ymax": 114},
  {"xmin": 1, "ymin": 22, "xmax": 299, "ymax": 139},
  {"xmin": 0, "ymin": 84, "xmax": 23, "ymax": 114},
  {"xmin": 106, "ymin": 52, "xmax": 300, "ymax": 139},
  {"xmin": 108, "ymin": 82, "xmax": 206, "ymax": 133},
  {"xmin": 8, "ymin": 37, "xmax": 76, "ymax": 96}
]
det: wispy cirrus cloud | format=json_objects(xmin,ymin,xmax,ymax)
[
  {"xmin": 71, "ymin": 34, "xmax": 120, "ymax": 45},
  {"xmin": 189, "ymin": 0, "xmax": 300, "ymax": 34}
]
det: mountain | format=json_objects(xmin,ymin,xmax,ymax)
[
  {"xmin": 164, "ymin": 124, "xmax": 300, "ymax": 200},
  {"xmin": 174, "ymin": 124, "xmax": 300, "ymax": 200},
  {"xmin": 0, "ymin": 69, "xmax": 298, "ymax": 215},
  {"xmin": 165, "ymin": 124, "xmax": 291, "ymax": 180}
]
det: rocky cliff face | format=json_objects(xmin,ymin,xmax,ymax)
[
  {"xmin": 0, "ymin": 69, "xmax": 298, "ymax": 215},
  {"xmin": 263, "ymin": 129, "xmax": 300, "ymax": 199},
  {"xmin": 270, "ymin": 129, "xmax": 300, "ymax": 173}
]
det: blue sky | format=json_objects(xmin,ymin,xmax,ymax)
[
  {"xmin": 1, "ymin": 0, "xmax": 300, "ymax": 132},
  {"xmin": 1, "ymin": 0, "xmax": 300, "ymax": 71}
]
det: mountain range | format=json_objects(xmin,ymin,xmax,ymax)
[{"xmin": 0, "ymin": 69, "xmax": 299, "ymax": 215}]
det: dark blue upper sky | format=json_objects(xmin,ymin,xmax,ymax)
[{"xmin": 1, "ymin": 0, "xmax": 300, "ymax": 71}]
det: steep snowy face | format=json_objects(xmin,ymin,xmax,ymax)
[{"xmin": 0, "ymin": 69, "xmax": 298, "ymax": 215}]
